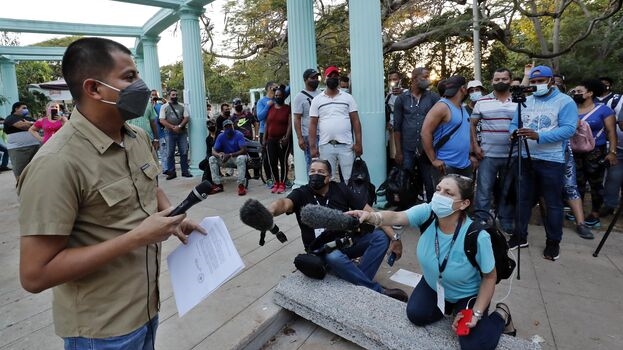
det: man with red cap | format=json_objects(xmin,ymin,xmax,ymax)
[{"xmin": 308, "ymin": 66, "xmax": 363, "ymax": 183}]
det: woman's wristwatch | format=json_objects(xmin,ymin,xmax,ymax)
[{"xmin": 473, "ymin": 309, "xmax": 483, "ymax": 320}]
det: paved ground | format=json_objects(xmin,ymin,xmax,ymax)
[{"xmin": 1, "ymin": 168, "xmax": 622, "ymax": 350}]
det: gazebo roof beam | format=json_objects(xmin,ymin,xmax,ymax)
[{"xmin": 0, "ymin": 18, "xmax": 142, "ymax": 37}]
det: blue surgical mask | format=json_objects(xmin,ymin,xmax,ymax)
[
  {"xmin": 531, "ymin": 82, "xmax": 551, "ymax": 97},
  {"xmin": 430, "ymin": 193, "xmax": 461, "ymax": 218},
  {"xmin": 469, "ymin": 91, "xmax": 482, "ymax": 102},
  {"xmin": 21, "ymin": 109, "xmax": 29, "ymax": 116}
]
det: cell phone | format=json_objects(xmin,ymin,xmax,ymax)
[
  {"xmin": 387, "ymin": 252, "xmax": 396, "ymax": 266},
  {"xmin": 456, "ymin": 309, "xmax": 472, "ymax": 336}
]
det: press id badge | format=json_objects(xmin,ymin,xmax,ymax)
[
  {"xmin": 436, "ymin": 280, "xmax": 445, "ymax": 314},
  {"xmin": 314, "ymin": 228, "xmax": 325, "ymax": 238}
]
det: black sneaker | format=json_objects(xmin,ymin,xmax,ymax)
[
  {"xmin": 507, "ymin": 234, "xmax": 528, "ymax": 251},
  {"xmin": 576, "ymin": 223, "xmax": 594, "ymax": 240},
  {"xmin": 543, "ymin": 239, "xmax": 560, "ymax": 261},
  {"xmin": 166, "ymin": 171, "xmax": 177, "ymax": 180},
  {"xmin": 598, "ymin": 206, "xmax": 614, "ymax": 217},
  {"xmin": 181, "ymin": 172, "xmax": 193, "ymax": 178},
  {"xmin": 584, "ymin": 214, "xmax": 601, "ymax": 228}
]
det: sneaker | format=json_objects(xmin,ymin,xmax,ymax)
[
  {"xmin": 237, "ymin": 184, "xmax": 247, "ymax": 196},
  {"xmin": 166, "ymin": 171, "xmax": 177, "ymax": 180},
  {"xmin": 270, "ymin": 182, "xmax": 279, "ymax": 193},
  {"xmin": 576, "ymin": 223, "xmax": 594, "ymax": 240},
  {"xmin": 584, "ymin": 214, "xmax": 601, "ymax": 228},
  {"xmin": 598, "ymin": 206, "xmax": 614, "ymax": 217},
  {"xmin": 209, "ymin": 184, "xmax": 224, "ymax": 194},
  {"xmin": 0, "ymin": 166, "xmax": 12, "ymax": 172},
  {"xmin": 565, "ymin": 212, "xmax": 576, "ymax": 222},
  {"xmin": 266, "ymin": 179, "xmax": 274, "ymax": 189},
  {"xmin": 543, "ymin": 239, "xmax": 560, "ymax": 261},
  {"xmin": 507, "ymin": 234, "xmax": 528, "ymax": 251},
  {"xmin": 181, "ymin": 172, "xmax": 193, "ymax": 178},
  {"xmin": 277, "ymin": 182, "xmax": 286, "ymax": 194}
]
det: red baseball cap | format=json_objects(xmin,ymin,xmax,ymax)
[{"xmin": 324, "ymin": 66, "xmax": 340, "ymax": 77}]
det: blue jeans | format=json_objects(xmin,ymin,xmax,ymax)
[
  {"xmin": 323, "ymin": 229, "xmax": 389, "ymax": 293},
  {"xmin": 165, "ymin": 131, "xmax": 189, "ymax": 174},
  {"xmin": 474, "ymin": 157, "xmax": 515, "ymax": 231},
  {"xmin": 0, "ymin": 140, "xmax": 9, "ymax": 168},
  {"xmin": 516, "ymin": 159, "xmax": 565, "ymax": 242},
  {"xmin": 406, "ymin": 279, "xmax": 504, "ymax": 350},
  {"xmin": 603, "ymin": 148, "xmax": 623, "ymax": 208},
  {"xmin": 64, "ymin": 316, "xmax": 158, "ymax": 350}
]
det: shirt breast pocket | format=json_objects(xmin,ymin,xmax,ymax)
[{"xmin": 98, "ymin": 177, "xmax": 134, "ymax": 207}]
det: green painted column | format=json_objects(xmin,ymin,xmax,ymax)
[
  {"xmin": 0, "ymin": 58, "xmax": 18, "ymax": 117},
  {"xmin": 141, "ymin": 36, "xmax": 162, "ymax": 94},
  {"xmin": 348, "ymin": 1, "xmax": 386, "ymax": 192},
  {"xmin": 287, "ymin": 0, "xmax": 317, "ymax": 187},
  {"xmin": 179, "ymin": 5, "xmax": 208, "ymax": 176},
  {"xmin": 135, "ymin": 56, "xmax": 145, "ymax": 82}
]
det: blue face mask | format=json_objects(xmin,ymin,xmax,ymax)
[
  {"xmin": 21, "ymin": 109, "xmax": 29, "ymax": 116},
  {"xmin": 531, "ymin": 82, "xmax": 551, "ymax": 97},
  {"xmin": 469, "ymin": 91, "xmax": 482, "ymax": 102},
  {"xmin": 430, "ymin": 193, "xmax": 461, "ymax": 218}
]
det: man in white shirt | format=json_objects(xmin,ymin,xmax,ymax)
[{"xmin": 309, "ymin": 66, "xmax": 363, "ymax": 183}]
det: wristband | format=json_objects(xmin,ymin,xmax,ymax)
[
  {"xmin": 472, "ymin": 309, "xmax": 483, "ymax": 319},
  {"xmin": 610, "ymin": 150, "xmax": 616, "ymax": 155}
]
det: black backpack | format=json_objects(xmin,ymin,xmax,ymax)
[
  {"xmin": 419, "ymin": 211, "xmax": 516, "ymax": 284},
  {"xmin": 385, "ymin": 166, "xmax": 419, "ymax": 210},
  {"xmin": 347, "ymin": 157, "xmax": 376, "ymax": 206}
]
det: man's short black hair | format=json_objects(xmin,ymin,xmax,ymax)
[
  {"xmin": 62, "ymin": 37, "xmax": 132, "ymax": 102},
  {"xmin": 599, "ymin": 76, "xmax": 614, "ymax": 85},
  {"xmin": 168, "ymin": 89, "xmax": 177, "ymax": 96},
  {"xmin": 580, "ymin": 79, "xmax": 606, "ymax": 97},
  {"xmin": 265, "ymin": 81, "xmax": 276, "ymax": 91},
  {"xmin": 339, "ymin": 76, "xmax": 350, "ymax": 83},
  {"xmin": 388, "ymin": 70, "xmax": 401, "ymax": 78},
  {"xmin": 220, "ymin": 103, "xmax": 230, "ymax": 110},
  {"xmin": 494, "ymin": 68, "xmax": 513, "ymax": 80},
  {"xmin": 11, "ymin": 101, "xmax": 27, "ymax": 114}
]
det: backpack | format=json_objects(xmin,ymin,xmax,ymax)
[
  {"xmin": 347, "ymin": 157, "xmax": 376, "ymax": 206},
  {"xmin": 419, "ymin": 211, "xmax": 516, "ymax": 284},
  {"xmin": 385, "ymin": 166, "xmax": 420, "ymax": 210},
  {"xmin": 570, "ymin": 106, "xmax": 600, "ymax": 153}
]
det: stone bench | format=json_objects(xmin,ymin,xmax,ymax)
[{"xmin": 273, "ymin": 272, "xmax": 540, "ymax": 350}]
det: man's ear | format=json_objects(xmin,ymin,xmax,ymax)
[{"xmin": 82, "ymin": 79, "xmax": 102, "ymax": 100}]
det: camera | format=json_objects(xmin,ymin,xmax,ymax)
[{"xmin": 510, "ymin": 85, "xmax": 537, "ymax": 95}]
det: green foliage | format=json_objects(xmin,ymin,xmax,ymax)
[{"xmin": 15, "ymin": 61, "xmax": 53, "ymax": 115}]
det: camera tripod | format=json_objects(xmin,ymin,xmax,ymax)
[{"xmin": 593, "ymin": 197, "xmax": 623, "ymax": 257}]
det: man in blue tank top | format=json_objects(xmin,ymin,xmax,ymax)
[{"xmin": 421, "ymin": 75, "xmax": 475, "ymax": 186}]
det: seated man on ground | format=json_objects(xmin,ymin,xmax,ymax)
[
  {"xmin": 268, "ymin": 159, "xmax": 407, "ymax": 301},
  {"xmin": 209, "ymin": 119, "xmax": 248, "ymax": 196}
]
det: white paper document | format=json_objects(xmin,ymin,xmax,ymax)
[
  {"xmin": 167, "ymin": 216, "xmax": 245, "ymax": 317},
  {"xmin": 389, "ymin": 268, "xmax": 422, "ymax": 288}
]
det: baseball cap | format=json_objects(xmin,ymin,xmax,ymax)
[
  {"xmin": 467, "ymin": 80, "xmax": 483, "ymax": 90},
  {"xmin": 222, "ymin": 119, "xmax": 233, "ymax": 127},
  {"xmin": 232, "ymin": 98, "xmax": 242, "ymax": 106},
  {"xmin": 442, "ymin": 76, "xmax": 467, "ymax": 97},
  {"xmin": 324, "ymin": 66, "xmax": 340, "ymax": 77},
  {"xmin": 303, "ymin": 68, "xmax": 320, "ymax": 80},
  {"xmin": 529, "ymin": 65, "xmax": 554, "ymax": 79}
]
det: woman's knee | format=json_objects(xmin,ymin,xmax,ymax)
[{"xmin": 406, "ymin": 300, "xmax": 434, "ymax": 326}]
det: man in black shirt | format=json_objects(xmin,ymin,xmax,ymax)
[
  {"xmin": 268, "ymin": 159, "xmax": 407, "ymax": 301},
  {"xmin": 230, "ymin": 98, "xmax": 257, "ymax": 140},
  {"xmin": 4, "ymin": 102, "xmax": 40, "ymax": 179}
]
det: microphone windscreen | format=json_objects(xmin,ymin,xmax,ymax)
[
  {"xmin": 300, "ymin": 205, "xmax": 359, "ymax": 231},
  {"xmin": 240, "ymin": 198, "xmax": 274, "ymax": 231}
]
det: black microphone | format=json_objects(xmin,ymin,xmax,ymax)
[
  {"xmin": 168, "ymin": 181, "xmax": 212, "ymax": 217},
  {"xmin": 300, "ymin": 205, "xmax": 361, "ymax": 232},
  {"xmin": 239, "ymin": 199, "xmax": 288, "ymax": 246}
]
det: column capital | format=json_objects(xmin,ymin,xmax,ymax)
[
  {"xmin": 141, "ymin": 35, "xmax": 160, "ymax": 45},
  {"xmin": 178, "ymin": 5, "xmax": 204, "ymax": 20},
  {"xmin": 0, "ymin": 57, "xmax": 16, "ymax": 64}
]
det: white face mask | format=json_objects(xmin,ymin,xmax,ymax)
[
  {"xmin": 339, "ymin": 88, "xmax": 349, "ymax": 93},
  {"xmin": 531, "ymin": 82, "xmax": 551, "ymax": 97},
  {"xmin": 469, "ymin": 91, "xmax": 482, "ymax": 102},
  {"xmin": 430, "ymin": 193, "xmax": 462, "ymax": 218}
]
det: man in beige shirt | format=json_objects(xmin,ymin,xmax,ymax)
[{"xmin": 18, "ymin": 37, "xmax": 204, "ymax": 349}]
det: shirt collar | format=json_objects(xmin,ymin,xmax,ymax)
[{"xmin": 69, "ymin": 108, "xmax": 137, "ymax": 155}]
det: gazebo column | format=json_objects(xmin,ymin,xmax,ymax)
[
  {"xmin": 134, "ymin": 56, "xmax": 145, "ymax": 82},
  {"xmin": 0, "ymin": 58, "xmax": 18, "ymax": 117},
  {"xmin": 179, "ymin": 5, "xmax": 208, "ymax": 175},
  {"xmin": 141, "ymin": 36, "xmax": 163, "ymax": 95},
  {"xmin": 286, "ymin": 0, "xmax": 317, "ymax": 187},
  {"xmin": 348, "ymin": 0, "xmax": 386, "ymax": 194}
]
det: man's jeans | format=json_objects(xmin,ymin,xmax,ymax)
[
  {"xmin": 64, "ymin": 316, "xmax": 158, "ymax": 350},
  {"xmin": 165, "ymin": 131, "xmax": 189, "ymax": 174},
  {"xmin": 603, "ymin": 148, "xmax": 623, "ymax": 208},
  {"xmin": 209, "ymin": 155, "xmax": 247, "ymax": 185},
  {"xmin": 474, "ymin": 157, "xmax": 516, "ymax": 232},
  {"xmin": 0, "ymin": 140, "xmax": 9, "ymax": 168},
  {"xmin": 319, "ymin": 143, "xmax": 354, "ymax": 183},
  {"xmin": 323, "ymin": 229, "xmax": 389, "ymax": 293},
  {"xmin": 516, "ymin": 159, "xmax": 565, "ymax": 242}
]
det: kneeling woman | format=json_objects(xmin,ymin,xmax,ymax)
[{"xmin": 349, "ymin": 174, "xmax": 514, "ymax": 350}]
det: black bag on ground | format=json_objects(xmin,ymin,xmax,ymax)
[
  {"xmin": 385, "ymin": 166, "xmax": 419, "ymax": 210},
  {"xmin": 419, "ymin": 211, "xmax": 516, "ymax": 284},
  {"xmin": 347, "ymin": 157, "xmax": 376, "ymax": 206}
]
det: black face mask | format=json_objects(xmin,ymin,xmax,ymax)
[
  {"xmin": 275, "ymin": 98, "xmax": 285, "ymax": 105},
  {"xmin": 208, "ymin": 125, "xmax": 216, "ymax": 132},
  {"xmin": 309, "ymin": 80, "xmax": 319, "ymax": 90},
  {"xmin": 224, "ymin": 111, "xmax": 231, "ymax": 117},
  {"xmin": 573, "ymin": 94, "xmax": 586, "ymax": 104},
  {"xmin": 492, "ymin": 82, "xmax": 510, "ymax": 92},
  {"xmin": 326, "ymin": 77, "xmax": 339, "ymax": 90},
  {"xmin": 50, "ymin": 109, "xmax": 59, "ymax": 118},
  {"xmin": 309, "ymin": 174, "xmax": 327, "ymax": 190},
  {"xmin": 97, "ymin": 79, "xmax": 151, "ymax": 120},
  {"xmin": 235, "ymin": 105, "xmax": 243, "ymax": 112},
  {"xmin": 170, "ymin": 97, "xmax": 178, "ymax": 104}
]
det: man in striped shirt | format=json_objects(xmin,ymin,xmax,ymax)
[{"xmin": 470, "ymin": 68, "xmax": 517, "ymax": 234}]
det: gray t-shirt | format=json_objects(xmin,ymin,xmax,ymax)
[{"xmin": 292, "ymin": 89, "xmax": 320, "ymax": 137}]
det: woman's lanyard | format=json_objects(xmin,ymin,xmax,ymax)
[
  {"xmin": 314, "ymin": 194, "xmax": 329, "ymax": 207},
  {"xmin": 435, "ymin": 217, "xmax": 463, "ymax": 280}
]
